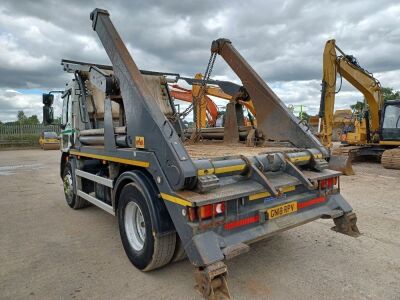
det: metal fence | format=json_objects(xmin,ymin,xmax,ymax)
[{"xmin": 0, "ymin": 124, "xmax": 61, "ymax": 147}]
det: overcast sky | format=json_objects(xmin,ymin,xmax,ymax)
[{"xmin": 0, "ymin": 0, "xmax": 399, "ymax": 122}]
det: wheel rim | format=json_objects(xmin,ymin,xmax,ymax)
[
  {"xmin": 124, "ymin": 202, "xmax": 146, "ymax": 251},
  {"xmin": 63, "ymin": 171, "xmax": 73, "ymax": 204}
]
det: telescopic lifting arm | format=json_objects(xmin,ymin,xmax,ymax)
[
  {"xmin": 90, "ymin": 8, "xmax": 196, "ymax": 190},
  {"xmin": 210, "ymin": 39, "xmax": 328, "ymax": 156}
]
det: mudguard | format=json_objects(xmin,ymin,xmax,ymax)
[{"xmin": 113, "ymin": 170, "xmax": 176, "ymax": 236}]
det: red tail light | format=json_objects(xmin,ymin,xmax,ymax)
[
  {"xmin": 199, "ymin": 202, "xmax": 225, "ymax": 220},
  {"xmin": 319, "ymin": 177, "xmax": 338, "ymax": 189}
]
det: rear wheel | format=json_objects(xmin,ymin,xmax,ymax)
[
  {"xmin": 62, "ymin": 161, "xmax": 88, "ymax": 209},
  {"xmin": 118, "ymin": 183, "xmax": 176, "ymax": 271}
]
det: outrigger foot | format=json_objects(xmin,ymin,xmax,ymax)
[
  {"xmin": 332, "ymin": 212, "xmax": 360, "ymax": 237},
  {"xmin": 195, "ymin": 261, "xmax": 232, "ymax": 300}
]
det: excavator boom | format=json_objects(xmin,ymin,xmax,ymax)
[{"xmin": 319, "ymin": 39, "xmax": 382, "ymax": 147}]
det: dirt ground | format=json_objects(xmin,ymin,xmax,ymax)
[{"xmin": 0, "ymin": 149, "xmax": 399, "ymax": 300}]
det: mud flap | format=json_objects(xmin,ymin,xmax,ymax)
[
  {"xmin": 332, "ymin": 212, "xmax": 360, "ymax": 237},
  {"xmin": 195, "ymin": 261, "xmax": 232, "ymax": 300},
  {"xmin": 328, "ymin": 155, "xmax": 355, "ymax": 175}
]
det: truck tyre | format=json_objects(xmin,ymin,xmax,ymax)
[
  {"xmin": 171, "ymin": 234, "xmax": 187, "ymax": 263},
  {"xmin": 62, "ymin": 161, "xmax": 88, "ymax": 209},
  {"xmin": 118, "ymin": 183, "xmax": 176, "ymax": 271}
]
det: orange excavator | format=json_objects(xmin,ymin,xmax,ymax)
[
  {"xmin": 169, "ymin": 84, "xmax": 220, "ymax": 127},
  {"xmin": 169, "ymin": 73, "xmax": 256, "ymax": 128}
]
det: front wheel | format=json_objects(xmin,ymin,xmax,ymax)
[
  {"xmin": 62, "ymin": 161, "xmax": 88, "ymax": 209},
  {"xmin": 118, "ymin": 183, "xmax": 176, "ymax": 271}
]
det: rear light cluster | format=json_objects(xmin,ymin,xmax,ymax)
[
  {"xmin": 319, "ymin": 177, "xmax": 338, "ymax": 189},
  {"xmin": 187, "ymin": 202, "xmax": 225, "ymax": 222}
]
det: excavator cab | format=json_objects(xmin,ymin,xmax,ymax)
[{"xmin": 380, "ymin": 100, "xmax": 400, "ymax": 141}]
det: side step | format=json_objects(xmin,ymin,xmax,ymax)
[
  {"xmin": 77, "ymin": 190, "xmax": 115, "ymax": 215},
  {"xmin": 75, "ymin": 169, "xmax": 115, "ymax": 215}
]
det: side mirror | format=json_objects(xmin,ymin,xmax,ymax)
[
  {"xmin": 42, "ymin": 93, "xmax": 54, "ymax": 125},
  {"xmin": 43, "ymin": 106, "xmax": 54, "ymax": 125},
  {"xmin": 42, "ymin": 93, "xmax": 54, "ymax": 106}
]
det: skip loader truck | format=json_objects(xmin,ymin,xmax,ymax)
[{"xmin": 44, "ymin": 8, "xmax": 360, "ymax": 299}]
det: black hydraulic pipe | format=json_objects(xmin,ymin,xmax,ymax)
[{"xmin": 79, "ymin": 135, "xmax": 129, "ymax": 147}]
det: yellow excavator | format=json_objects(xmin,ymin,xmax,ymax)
[{"xmin": 318, "ymin": 39, "xmax": 400, "ymax": 171}]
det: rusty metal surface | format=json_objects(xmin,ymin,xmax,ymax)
[
  {"xmin": 178, "ymin": 168, "xmax": 340, "ymax": 205},
  {"xmin": 177, "ymin": 174, "xmax": 297, "ymax": 205},
  {"xmin": 210, "ymin": 38, "xmax": 328, "ymax": 157},
  {"xmin": 184, "ymin": 141, "xmax": 292, "ymax": 159},
  {"xmin": 328, "ymin": 155, "xmax": 355, "ymax": 175},
  {"xmin": 223, "ymin": 102, "xmax": 240, "ymax": 144},
  {"xmin": 194, "ymin": 261, "xmax": 231, "ymax": 300},
  {"xmin": 90, "ymin": 9, "xmax": 196, "ymax": 190},
  {"xmin": 331, "ymin": 212, "xmax": 360, "ymax": 237}
]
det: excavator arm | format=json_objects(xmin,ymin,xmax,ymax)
[
  {"xmin": 206, "ymin": 85, "xmax": 257, "ymax": 117},
  {"xmin": 171, "ymin": 74, "xmax": 256, "ymax": 127},
  {"xmin": 169, "ymin": 84, "xmax": 219, "ymax": 126},
  {"xmin": 319, "ymin": 39, "xmax": 382, "ymax": 147}
]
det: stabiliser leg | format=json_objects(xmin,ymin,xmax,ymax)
[
  {"xmin": 332, "ymin": 212, "xmax": 360, "ymax": 237},
  {"xmin": 194, "ymin": 261, "xmax": 232, "ymax": 300}
]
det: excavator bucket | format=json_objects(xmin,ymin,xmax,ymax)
[{"xmin": 328, "ymin": 155, "xmax": 355, "ymax": 175}]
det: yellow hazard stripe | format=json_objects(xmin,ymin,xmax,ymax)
[
  {"xmin": 214, "ymin": 164, "xmax": 246, "ymax": 174},
  {"xmin": 160, "ymin": 193, "xmax": 193, "ymax": 207},
  {"xmin": 70, "ymin": 150, "xmax": 150, "ymax": 168},
  {"xmin": 197, "ymin": 168, "xmax": 215, "ymax": 176},
  {"xmin": 289, "ymin": 153, "xmax": 323, "ymax": 163},
  {"xmin": 197, "ymin": 164, "xmax": 246, "ymax": 176},
  {"xmin": 249, "ymin": 185, "xmax": 295, "ymax": 201},
  {"xmin": 289, "ymin": 156, "xmax": 309, "ymax": 163},
  {"xmin": 379, "ymin": 141, "xmax": 400, "ymax": 146}
]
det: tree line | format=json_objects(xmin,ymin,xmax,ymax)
[{"xmin": 0, "ymin": 111, "xmax": 62, "ymax": 126}]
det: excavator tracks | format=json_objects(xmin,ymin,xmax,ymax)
[{"xmin": 381, "ymin": 147, "xmax": 400, "ymax": 170}]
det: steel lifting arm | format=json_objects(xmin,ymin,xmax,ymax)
[
  {"xmin": 90, "ymin": 9, "xmax": 196, "ymax": 189},
  {"xmin": 210, "ymin": 39, "xmax": 328, "ymax": 156}
]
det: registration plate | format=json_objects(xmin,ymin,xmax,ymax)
[{"xmin": 267, "ymin": 201, "xmax": 297, "ymax": 220}]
